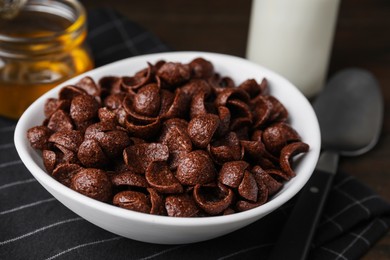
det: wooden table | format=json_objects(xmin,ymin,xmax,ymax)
[{"xmin": 82, "ymin": 0, "xmax": 390, "ymax": 258}]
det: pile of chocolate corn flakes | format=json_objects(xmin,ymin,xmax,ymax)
[{"xmin": 27, "ymin": 57, "xmax": 309, "ymax": 217}]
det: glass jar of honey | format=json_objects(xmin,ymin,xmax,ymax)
[{"xmin": 0, "ymin": 0, "xmax": 94, "ymax": 119}]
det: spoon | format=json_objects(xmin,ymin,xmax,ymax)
[{"xmin": 268, "ymin": 68, "xmax": 384, "ymax": 260}]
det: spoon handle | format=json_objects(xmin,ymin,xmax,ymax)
[{"xmin": 268, "ymin": 152, "xmax": 339, "ymax": 260}]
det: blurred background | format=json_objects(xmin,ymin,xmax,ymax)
[{"xmin": 81, "ymin": 0, "xmax": 390, "ymax": 76}]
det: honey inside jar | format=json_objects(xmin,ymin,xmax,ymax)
[{"xmin": 0, "ymin": 0, "xmax": 94, "ymax": 119}]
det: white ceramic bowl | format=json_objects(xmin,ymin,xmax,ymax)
[{"xmin": 14, "ymin": 51, "xmax": 321, "ymax": 244}]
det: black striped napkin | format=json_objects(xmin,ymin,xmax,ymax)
[{"xmin": 1, "ymin": 9, "xmax": 389, "ymax": 260}]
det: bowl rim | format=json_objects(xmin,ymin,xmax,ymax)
[{"xmin": 14, "ymin": 51, "xmax": 321, "ymax": 227}]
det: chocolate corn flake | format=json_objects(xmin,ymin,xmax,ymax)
[
  {"xmin": 251, "ymin": 95, "xmax": 273, "ymax": 129},
  {"xmin": 133, "ymin": 83, "xmax": 161, "ymax": 117},
  {"xmin": 159, "ymin": 121, "xmax": 192, "ymax": 155},
  {"xmin": 238, "ymin": 171, "xmax": 258, "ymax": 202},
  {"xmin": 48, "ymin": 130, "xmax": 83, "ymax": 153},
  {"xmin": 182, "ymin": 79, "xmax": 212, "ymax": 98},
  {"xmin": 209, "ymin": 132, "xmax": 243, "ymax": 164},
  {"xmin": 58, "ymin": 85, "xmax": 87, "ymax": 100},
  {"xmin": 77, "ymin": 139, "xmax": 108, "ymax": 168},
  {"xmin": 27, "ymin": 57, "xmax": 309, "ymax": 217},
  {"xmin": 42, "ymin": 150, "xmax": 57, "ymax": 173},
  {"xmin": 238, "ymin": 79, "xmax": 261, "ymax": 98},
  {"xmin": 193, "ymin": 183, "xmax": 234, "ymax": 215},
  {"xmin": 215, "ymin": 88, "xmax": 250, "ymax": 108},
  {"xmin": 97, "ymin": 130, "xmax": 131, "ymax": 158},
  {"xmin": 160, "ymin": 88, "xmax": 191, "ymax": 119},
  {"xmin": 123, "ymin": 143, "xmax": 169, "ymax": 174},
  {"xmin": 99, "ymin": 76, "xmax": 122, "ymax": 95},
  {"xmin": 70, "ymin": 94, "xmax": 99, "ymax": 124},
  {"xmin": 52, "ymin": 163, "xmax": 84, "ymax": 187},
  {"xmin": 71, "ymin": 168, "xmax": 112, "ymax": 202},
  {"xmin": 76, "ymin": 76, "xmax": 99, "ymax": 97},
  {"xmin": 44, "ymin": 98, "xmax": 71, "ymax": 119},
  {"xmin": 280, "ymin": 142, "xmax": 310, "ymax": 178},
  {"xmin": 27, "ymin": 125, "xmax": 52, "ymax": 150},
  {"xmin": 98, "ymin": 107, "xmax": 117, "ymax": 124},
  {"xmin": 187, "ymin": 113, "xmax": 220, "ymax": 149},
  {"xmin": 54, "ymin": 144, "xmax": 79, "ymax": 165},
  {"xmin": 189, "ymin": 57, "xmax": 214, "ymax": 79},
  {"xmin": 157, "ymin": 62, "xmax": 191, "ymax": 87},
  {"xmin": 113, "ymin": 190, "xmax": 151, "ymax": 213},
  {"xmin": 124, "ymin": 116, "xmax": 161, "ymax": 140},
  {"xmin": 148, "ymin": 188, "xmax": 165, "ymax": 215},
  {"xmin": 111, "ymin": 171, "xmax": 148, "ymax": 188},
  {"xmin": 146, "ymin": 161, "xmax": 183, "ymax": 194},
  {"xmin": 263, "ymin": 122, "xmax": 301, "ymax": 155},
  {"xmin": 176, "ymin": 150, "xmax": 216, "ymax": 186},
  {"xmin": 165, "ymin": 194, "xmax": 199, "ymax": 217},
  {"xmin": 266, "ymin": 95, "xmax": 289, "ymax": 122},
  {"xmin": 103, "ymin": 93, "xmax": 126, "ymax": 110},
  {"xmin": 219, "ymin": 161, "xmax": 249, "ymax": 188},
  {"xmin": 190, "ymin": 91, "xmax": 208, "ymax": 119},
  {"xmin": 236, "ymin": 198, "xmax": 265, "ymax": 212},
  {"xmin": 47, "ymin": 110, "xmax": 73, "ymax": 132}
]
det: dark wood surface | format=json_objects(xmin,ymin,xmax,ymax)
[{"xmin": 83, "ymin": 1, "xmax": 390, "ymax": 258}]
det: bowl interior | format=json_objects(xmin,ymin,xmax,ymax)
[{"xmin": 14, "ymin": 51, "xmax": 321, "ymax": 228}]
